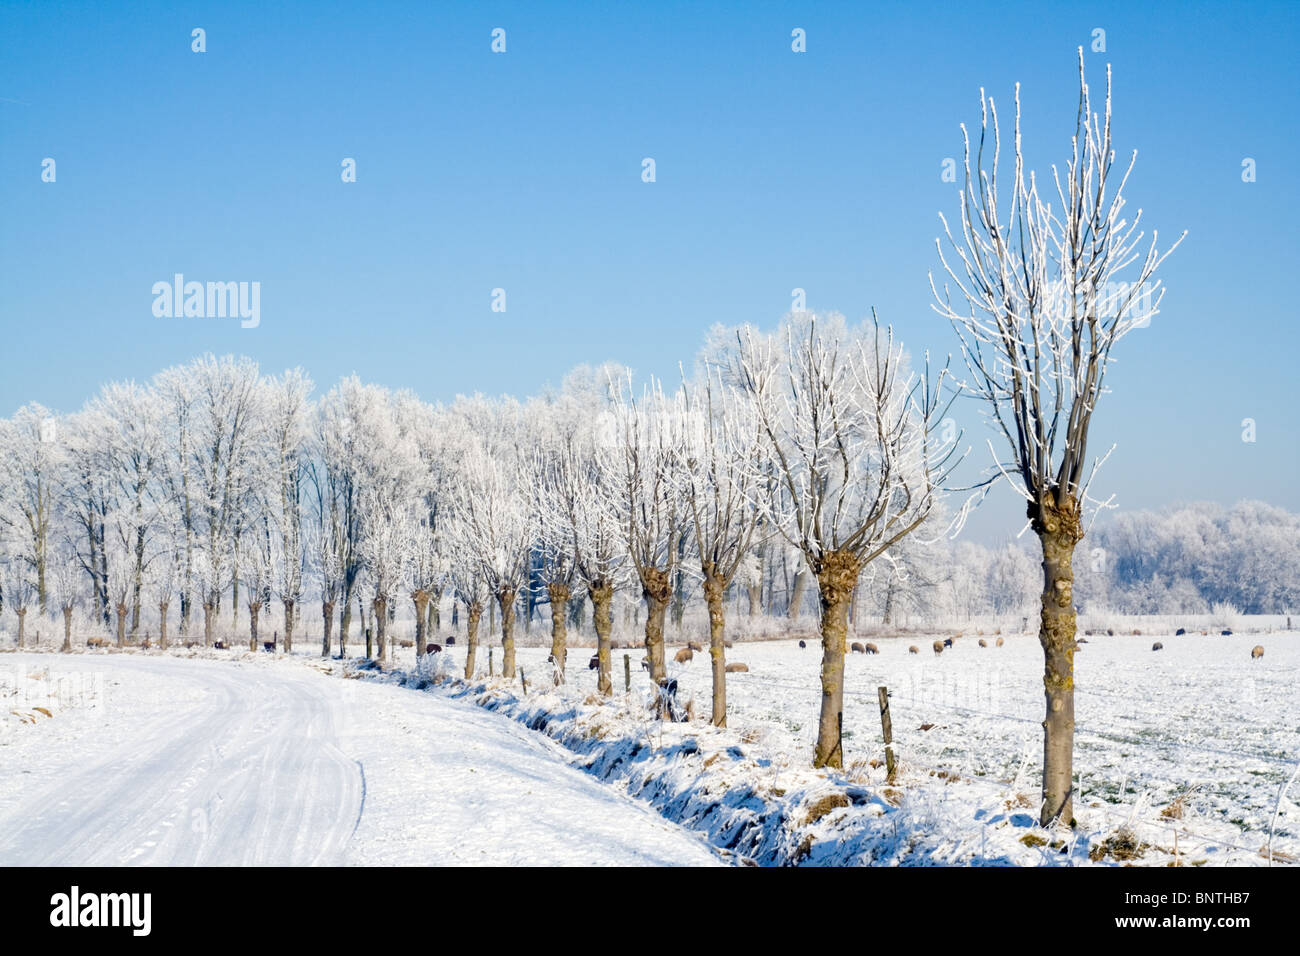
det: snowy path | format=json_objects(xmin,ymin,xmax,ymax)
[{"xmin": 0, "ymin": 653, "xmax": 720, "ymax": 866}]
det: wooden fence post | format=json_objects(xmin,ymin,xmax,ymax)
[
  {"xmin": 878, "ymin": 685, "xmax": 897, "ymax": 783},
  {"xmin": 624, "ymin": 653, "xmax": 631, "ymax": 693},
  {"xmin": 520, "ymin": 666, "xmax": 527, "ymax": 694},
  {"xmin": 489, "ymin": 647, "xmax": 494, "ymax": 677}
]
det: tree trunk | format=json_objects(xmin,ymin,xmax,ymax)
[
  {"xmin": 427, "ymin": 587, "xmax": 440, "ymax": 638},
  {"xmin": 159, "ymin": 602, "xmax": 169, "ymax": 650},
  {"xmin": 704, "ymin": 573, "xmax": 728, "ymax": 727},
  {"xmin": 747, "ymin": 580, "xmax": 761, "ymax": 618},
  {"xmin": 1033, "ymin": 496, "xmax": 1083, "ymax": 826},
  {"xmin": 788, "ymin": 568, "xmax": 808, "ymax": 621},
  {"xmin": 412, "ymin": 589, "xmax": 430, "ymax": 660},
  {"xmin": 282, "ymin": 599, "xmax": 295, "ymax": 654},
  {"xmin": 497, "ymin": 587, "xmax": 516, "ymax": 679},
  {"xmin": 321, "ymin": 600, "xmax": 335, "ymax": 658},
  {"xmin": 373, "ymin": 595, "xmax": 388, "ymax": 661},
  {"xmin": 547, "ymin": 583, "xmax": 570, "ymax": 684},
  {"xmin": 813, "ymin": 549, "xmax": 860, "ymax": 769},
  {"xmin": 591, "ymin": 583, "xmax": 613, "ymax": 695},
  {"xmin": 248, "ymin": 601, "xmax": 261, "ymax": 652},
  {"xmin": 641, "ymin": 568, "xmax": 672, "ymax": 717},
  {"xmin": 640, "ymin": 568, "xmax": 671, "ymax": 686},
  {"xmin": 62, "ymin": 607, "xmax": 73, "ymax": 652},
  {"xmin": 16, "ymin": 608, "xmax": 26, "ymax": 648},
  {"xmin": 115, "ymin": 602, "xmax": 128, "ymax": 647},
  {"xmin": 203, "ymin": 602, "xmax": 215, "ymax": 647},
  {"xmin": 464, "ymin": 601, "xmax": 482, "ymax": 679}
]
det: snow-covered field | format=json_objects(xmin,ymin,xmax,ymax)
[
  {"xmin": 425, "ymin": 626, "xmax": 1298, "ymax": 865},
  {"xmin": 0, "ymin": 652, "xmax": 721, "ymax": 866}
]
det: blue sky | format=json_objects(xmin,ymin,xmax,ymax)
[{"xmin": 1, "ymin": 0, "xmax": 1297, "ymax": 542}]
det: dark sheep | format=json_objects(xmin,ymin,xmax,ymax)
[
  {"xmin": 864, "ymin": 643, "xmax": 879, "ymax": 655},
  {"xmin": 1106, "ymin": 629, "xmax": 1115, "ymax": 636},
  {"xmin": 588, "ymin": 655, "xmax": 599, "ymax": 670},
  {"xmin": 425, "ymin": 643, "xmax": 442, "ymax": 655},
  {"xmin": 446, "ymin": 636, "xmax": 456, "ymax": 646},
  {"xmin": 943, "ymin": 637, "xmax": 954, "ymax": 649},
  {"xmin": 1221, "ymin": 629, "xmax": 1233, "ymax": 636},
  {"xmin": 850, "ymin": 642, "xmax": 866, "ymax": 654},
  {"xmin": 1175, "ymin": 628, "xmax": 1187, "ymax": 636},
  {"xmin": 798, "ymin": 640, "xmax": 807, "ymax": 649},
  {"xmin": 1151, "ymin": 642, "xmax": 1163, "ymax": 652}
]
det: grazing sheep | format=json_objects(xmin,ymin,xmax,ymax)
[
  {"xmin": 1151, "ymin": 642, "xmax": 1163, "ymax": 652},
  {"xmin": 932, "ymin": 640, "xmax": 944, "ymax": 656},
  {"xmin": 588, "ymin": 655, "xmax": 599, "ymax": 670},
  {"xmin": 1077, "ymin": 638, "xmax": 1088, "ymax": 644},
  {"xmin": 687, "ymin": 641, "xmax": 702, "ymax": 652},
  {"xmin": 214, "ymin": 641, "xmax": 227, "ymax": 650},
  {"xmin": 798, "ymin": 640, "xmax": 807, "ymax": 649},
  {"xmin": 399, "ymin": 639, "xmax": 414, "ymax": 649},
  {"xmin": 908, "ymin": 645, "xmax": 919, "ymax": 654},
  {"xmin": 725, "ymin": 662, "xmax": 748, "ymax": 673},
  {"xmin": 850, "ymin": 642, "xmax": 866, "ymax": 654},
  {"xmin": 1133, "ymin": 629, "xmax": 1142, "ymax": 636},
  {"xmin": 943, "ymin": 637, "xmax": 954, "ymax": 649},
  {"xmin": 1175, "ymin": 628, "xmax": 1187, "ymax": 636},
  {"xmin": 673, "ymin": 647, "xmax": 694, "ymax": 664},
  {"xmin": 864, "ymin": 643, "xmax": 879, "ymax": 655},
  {"xmin": 86, "ymin": 637, "xmax": 109, "ymax": 649},
  {"xmin": 995, "ymin": 637, "xmax": 1004, "ymax": 648},
  {"xmin": 446, "ymin": 636, "xmax": 456, "ymax": 646},
  {"xmin": 1106, "ymin": 628, "xmax": 1115, "ymax": 636},
  {"xmin": 978, "ymin": 639, "xmax": 988, "ymax": 648},
  {"xmin": 425, "ymin": 643, "xmax": 442, "ymax": 655},
  {"xmin": 1221, "ymin": 629, "xmax": 1233, "ymax": 636},
  {"xmin": 1251, "ymin": 645, "xmax": 1264, "ymax": 660}
]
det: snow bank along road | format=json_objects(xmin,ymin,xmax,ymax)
[{"xmin": 0, "ymin": 653, "xmax": 721, "ymax": 866}]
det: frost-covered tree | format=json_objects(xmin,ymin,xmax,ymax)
[
  {"xmin": 676, "ymin": 365, "xmax": 765, "ymax": 726},
  {"xmin": 609, "ymin": 375, "xmax": 687, "ymax": 692},
  {"xmin": 931, "ymin": 51, "xmax": 1184, "ymax": 824},
  {"xmin": 445, "ymin": 398, "xmax": 532, "ymax": 679},
  {"xmin": 539, "ymin": 387, "xmax": 629, "ymax": 695},
  {"xmin": 264, "ymin": 370, "xmax": 313, "ymax": 654},
  {"xmin": 733, "ymin": 311, "xmax": 953, "ymax": 768},
  {"xmin": 0, "ymin": 404, "xmax": 63, "ymax": 614}
]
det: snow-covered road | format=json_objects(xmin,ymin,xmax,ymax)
[{"xmin": 0, "ymin": 653, "xmax": 721, "ymax": 866}]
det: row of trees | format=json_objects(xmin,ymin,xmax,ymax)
[{"xmin": 0, "ymin": 312, "xmax": 953, "ymax": 767}]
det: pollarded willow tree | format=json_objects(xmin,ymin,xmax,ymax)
[
  {"xmin": 733, "ymin": 311, "xmax": 956, "ymax": 769},
  {"xmin": 540, "ymin": 394, "xmax": 629, "ymax": 696},
  {"xmin": 676, "ymin": 364, "xmax": 766, "ymax": 727},
  {"xmin": 931, "ymin": 50, "xmax": 1184, "ymax": 825},
  {"xmin": 445, "ymin": 399, "xmax": 533, "ymax": 680},
  {"xmin": 609, "ymin": 376, "xmax": 686, "ymax": 691}
]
